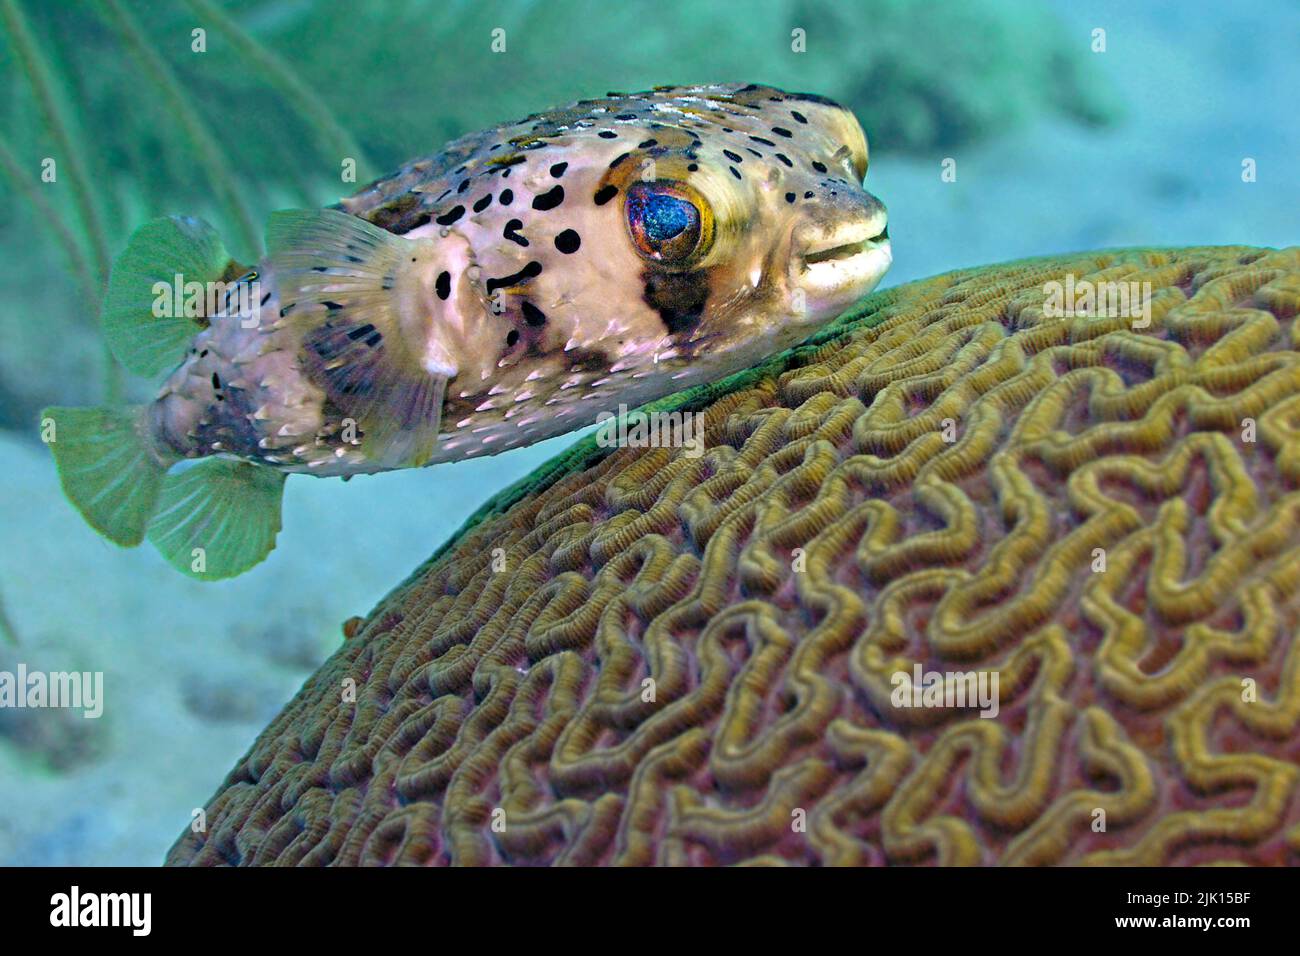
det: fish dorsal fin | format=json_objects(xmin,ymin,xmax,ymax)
[
  {"xmin": 267, "ymin": 209, "xmax": 451, "ymax": 468},
  {"xmin": 102, "ymin": 216, "xmax": 232, "ymax": 377}
]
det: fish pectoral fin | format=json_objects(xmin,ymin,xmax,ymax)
[
  {"xmin": 102, "ymin": 216, "xmax": 233, "ymax": 377},
  {"xmin": 146, "ymin": 459, "xmax": 286, "ymax": 580},
  {"xmin": 347, "ymin": 372, "xmax": 447, "ymax": 468},
  {"xmin": 268, "ymin": 208, "xmax": 449, "ymax": 469}
]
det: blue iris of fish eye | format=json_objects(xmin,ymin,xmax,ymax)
[{"xmin": 631, "ymin": 192, "xmax": 695, "ymax": 243}]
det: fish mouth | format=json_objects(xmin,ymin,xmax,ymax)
[
  {"xmin": 793, "ymin": 207, "xmax": 892, "ymax": 312},
  {"xmin": 801, "ymin": 223, "xmax": 889, "ymax": 265}
]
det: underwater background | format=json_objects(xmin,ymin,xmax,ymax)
[{"xmin": 0, "ymin": 0, "xmax": 1296, "ymax": 865}]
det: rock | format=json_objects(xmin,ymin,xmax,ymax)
[
  {"xmin": 179, "ymin": 671, "xmax": 285, "ymax": 725},
  {"xmin": 230, "ymin": 611, "xmax": 334, "ymax": 671}
]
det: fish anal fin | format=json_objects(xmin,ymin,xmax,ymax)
[{"xmin": 146, "ymin": 459, "xmax": 286, "ymax": 580}]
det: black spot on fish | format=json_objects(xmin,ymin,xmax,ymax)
[
  {"xmin": 473, "ymin": 193, "xmax": 492, "ymax": 212},
  {"xmin": 368, "ymin": 192, "xmax": 425, "ymax": 233},
  {"xmin": 503, "ymin": 219, "xmax": 528, "ymax": 246},
  {"xmin": 211, "ymin": 372, "xmax": 221, "ymax": 390},
  {"xmin": 532, "ymin": 185, "xmax": 565, "ymax": 211},
  {"xmin": 771, "ymin": 127, "xmax": 793, "ymax": 138},
  {"xmin": 435, "ymin": 271, "xmax": 451, "ymax": 300},
  {"xmin": 791, "ymin": 110, "xmax": 808, "ymax": 124},
  {"xmin": 593, "ymin": 185, "xmax": 618, "ymax": 205},
  {"xmin": 550, "ymin": 161, "xmax": 568, "ymax": 178},
  {"xmin": 750, "ymin": 135, "xmax": 775, "ymax": 147},
  {"xmin": 436, "ymin": 205, "xmax": 465, "ymax": 225},
  {"xmin": 609, "ymin": 152, "xmax": 630, "ymax": 169},
  {"xmin": 560, "ymin": 346, "xmax": 611, "ymax": 373},
  {"xmin": 687, "ymin": 163, "xmax": 699, "ymax": 172},
  {"xmin": 521, "ymin": 301, "xmax": 547, "ymax": 326},
  {"xmin": 486, "ymin": 261, "xmax": 542, "ymax": 294},
  {"xmin": 729, "ymin": 166, "xmax": 741, "ymax": 180},
  {"xmin": 723, "ymin": 149, "xmax": 743, "ymax": 163},
  {"xmin": 638, "ymin": 139, "xmax": 657, "ymax": 148},
  {"xmin": 746, "ymin": 147, "xmax": 762, "ymax": 158},
  {"xmin": 812, "ymin": 160, "xmax": 828, "ymax": 173},
  {"xmin": 322, "ymin": 301, "xmax": 343, "ymax": 311},
  {"xmin": 615, "ymin": 112, "xmax": 637, "ymax": 120},
  {"xmin": 598, "ymin": 130, "xmax": 617, "ymax": 139},
  {"xmin": 555, "ymin": 228, "xmax": 581, "ymax": 254},
  {"xmin": 785, "ymin": 192, "xmax": 795, "ymax": 203},
  {"xmin": 775, "ymin": 153, "xmax": 793, "ymax": 167},
  {"xmin": 804, "ymin": 190, "xmax": 814, "ymax": 198},
  {"xmin": 499, "ymin": 188, "xmax": 513, "ymax": 205},
  {"xmin": 346, "ymin": 323, "xmax": 377, "ymax": 341},
  {"xmin": 643, "ymin": 269, "xmax": 709, "ymax": 336},
  {"xmin": 506, "ymin": 329, "xmax": 520, "ymax": 347},
  {"xmin": 457, "ymin": 178, "xmax": 471, "ymax": 193}
]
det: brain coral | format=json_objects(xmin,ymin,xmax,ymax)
[{"xmin": 168, "ymin": 245, "xmax": 1300, "ymax": 866}]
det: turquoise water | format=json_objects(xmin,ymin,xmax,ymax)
[{"xmin": 1, "ymin": 0, "xmax": 1296, "ymax": 865}]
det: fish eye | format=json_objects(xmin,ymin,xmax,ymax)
[{"xmin": 625, "ymin": 181, "xmax": 709, "ymax": 263}]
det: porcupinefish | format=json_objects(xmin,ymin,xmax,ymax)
[{"xmin": 44, "ymin": 83, "xmax": 891, "ymax": 580}]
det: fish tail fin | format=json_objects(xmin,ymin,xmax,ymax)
[
  {"xmin": 103, "ymin": 215, "xmax": 237, "ymax": 377},
  {"xmin": 41, "ymin": 405, "xmax": 169, "ymax": 547},
  {"xmin": 267, "ymin": 208, "xmax": 450, "ymax": 468},
  {"xmin": 146, "ymin": 459, "xmax": 287, "ymax": 581},
  {"xmin": 42, "ymin": 406, "xmax": 286, "ymax": 579}
]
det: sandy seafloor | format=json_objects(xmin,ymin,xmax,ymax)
[{"xmin": 2, "ymin": 1, "xmax": 1298, "ymax": 865}]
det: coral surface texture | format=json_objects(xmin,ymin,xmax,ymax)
[{"xmin": 168, "ymin": 245, "xmax": 1300, "ymax": 866}]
